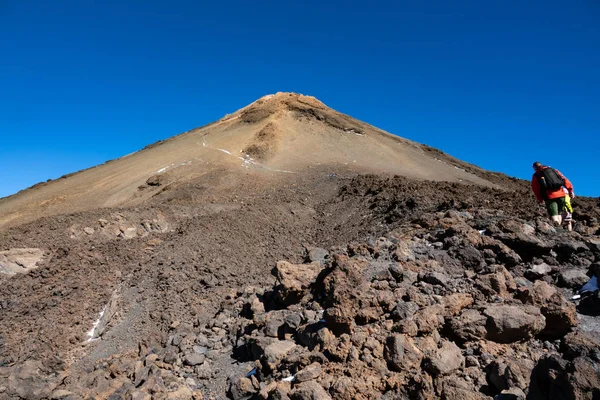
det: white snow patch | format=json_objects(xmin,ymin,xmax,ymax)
[
  {"xmin": 87, "ymin": 306, "xmax": 107, "ymax": 342},
  {"xmin": 479, "ymin": 229, "xmax": 487, "ymax": 235},
  {"xmin": 203, "ymin": 139, "xmax": 295, "ymax": 173},
  {"xmin": 155, "ymin": 162, "xmax": 178, "ymax": 174},
  {"xmin": 282, "ymin": 375, "xmax": 295, "ymax": 382}
]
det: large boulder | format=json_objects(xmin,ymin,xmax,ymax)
[
  {"xmin": 492, "ymin": 224, "xmax": 553, "ymax": 261},
  {"xmin": 443, "ymin": 294, "xmax": 474, "ymax": 317},
  {"xmin": 526, "ymin": 263, "xmax": 554, "ymax": 280},
  {"xmin": 290, "ymin": 381, "xmax": 332, "ymax": 400},
  {"xmin": 413, "ymin": 304, "xmax": 445, "ymax": 335},
  {"xmin": 263, "ymin": 340, "xmax": 297, "ymax": 368},
  {"xmin": 437, "ymin": 376, "xmax": 489, "ymax": 400},
  {"xmin": 390, "ymin": 301, "xmax": 419, "ymax": 321},
  {"xmin": 483, "ymin": 305, "xmax": 546, "ymax": 343},
  {"xmin": 540, "ymin": 295, "xmax": 578, "ymax": 339},
  {"xmin": 384, "ymin": 334, "xmax": 423, "ymax": 372},
  {"xmin": 384, "ymin": 334, "xmax": 404, "ymax": 372},
  {"xmin": 486, "ymin": 358, "xmax": 533, "ymax": 393},
  {"xmin": 228, "ymin": 376, "xmax": 258, "ymax": 400},
  {"xmin": 528, "ymin": 354, "xmax": 600, "ymax": 400},
  {"xmin": 6, "ymin": 360, "xmax": 60, "ymax": 399},
  {"xmin": 558, "ymin": 269, "xmax": 589, "ymax": 289},
  {"xmin": 561, "ymin": 332, "xmax": 600, "ymax": 360},
  {"xmin": 448, "ymin": 309, "xmax": 487, "ymax": 342},
  {"xmin": 0, "ymin": 248, "xmax": 45, "ymax": 275},
  {"xmin": 476, "ymin": 267, "xmax": 517, "ymax": 299},
  {"xmin": 320, "ymin": 255, "xmax": 374, "ymax": 334},
  {"xmin": 518, "ymin": 281, "xmax": 557, "ymax": 306},
  {"xmin": 423, "ymin": 339, "xmax": 464, "ymax": 376},
  {"xmin": 272, "ymin": 261, "xmax": 323, "ymax": 305},
  {"xmin": 586, "ymin": 239, "xmax": 600, "ymax": 253}
]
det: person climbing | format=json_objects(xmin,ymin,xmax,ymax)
[{"xmin": 531, "ymin": 161, "xmax": 575, "ymax": 230}]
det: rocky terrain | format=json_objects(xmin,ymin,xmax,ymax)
[{"xmin": 0, "ymin": 94, "xmax": 598, "ymax": 399}]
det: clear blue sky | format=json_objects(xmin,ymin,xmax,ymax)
[{"xmin": 1, "ymin": 1, "xmax": 598, "ymax": 198}]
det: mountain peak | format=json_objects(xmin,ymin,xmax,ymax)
[
  {"xmin": 231, "ymin": 92, "xmax": 354, "ymax": 131},
  {"xmin": 251, "ymin": 92, "xmax": 327, "ymax": 108},
  {"xmin": 0, "ymin": 93, "xmax": 498, "ymax": 228}
]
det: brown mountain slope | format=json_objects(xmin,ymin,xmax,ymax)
[{"xmin": 0, "ymin": 92, "xmax": 498, "ymax": 229}]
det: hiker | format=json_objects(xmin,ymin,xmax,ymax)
[{"xmin": 531, "ymin": 161, "xmax": 575, "ymax": 230}]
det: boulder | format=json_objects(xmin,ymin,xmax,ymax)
[
  {"xmin": 259, "ymin": 381, "xmax": 292, "ymax": 399},
  {"xmin": 413, "ymin": 304, "xmax": 445, "ymax": 334},
  {"xmin": 586, "ymin": 238, "xmax": 600, "ymax": 253},
  {"xmin": 561, "ymin": 331, "xmax": 600, "ymax": 360},
  {"xmin": 421, "ymin": 271, "xmax": 450, "ymax": 287},
  {"xmin": 476, "ymin": 267, "xmax": 516, "ymax": 299},
  {"xmin": 487, "ymin": 359, "xmax": 532, "ymax": 392},
  {"xmin": 437, "ymin": 376, "xmax": 489, "ymax": 400},
  {"xmin": 390, "ymin": 301, "xmax": 419, "ymax": 321},
  {"xmin": 384, "ymin": 334, "xmax": 423, "ymax": 372},
  {"xmin": 448, "ymin": 309, "xmax": 487, "ymax": 342},
  {"xmin": 167, "ymin": 386, "xmax": 193, "ymax": 400},
  {"xmin": 384, "ymin": 335, "xmax": 404, "ymax": 372},
  {"xmin": 0, "ymin": 248, "xmax": 45, "ymax": 275},
  {"xmin": 540, "ymin": 296, "xmax": 578, "ymax": 339},
  {"xmin": 528, "ymin": 354, "xmax": 600, "ymax": 400},
  {"xmin": 307, "ymin": 248, "xmax": 329, "ymax": 264},
  {"xmin": 272, "ymin": 261, "xmax": 323, "ymax": 305},
  {"xmin": 527, "ymin": 263, "xmax": 553, "ymax": 279},
  {"xmin": 183, "ymin": 353, "xmax": 205, "ymax": 366},
  {"xmin": 6, "ymin": 361, "xmax": 60, "ymax": 400},
  {"xmin": 264, "ymin": 340, "xmax": 297, "ymax": 367},
  {"xmin": 229, "ymin": 376, "xmax": 258, "ymax": 400},
  {"xmin": 290, "ymin": 381, "xmax": 332, "ymax": 400},
  {"xmin": 146, "ymin": 174, "xmax": 163, "ymax": 186},
  {"xmin": 518, "ymin": 280, "xmax": 557, "ymax": 305},
  {"xmin": 423, "ymin": 339, "xmax": 464, "ymax": 376},
  {"xmin": 295, "ymin": 362, "xmax": 322, "ymax": 383},
  {"xmin": 558, "ymin": 269, "xmax": 589, "ymax": 289},
  {"xmin": 323, "ymin": 306, "xmax": 355, "ymax": 335},
  {"xmin": 483, "ymin": 305, "xmax": 545, "ymax": 343},
  {"xmin": 443, "ymin": 294, "xmax": 474, "ymax": 317}
]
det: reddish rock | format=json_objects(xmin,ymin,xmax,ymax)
[
  {"xmin": 424, "ymin": 339, "xmax": 464, "ymax": 376},
  {"xmin": 273, "ymin": 261, "xmax": 323, "ymax": 305},
  {"xmin": 483, "ymin": 305, "xmax": 546, "ymax": 343}
]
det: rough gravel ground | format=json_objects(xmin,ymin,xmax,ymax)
[{"xmin": 0, "ymin": 164, "xmax": 598, "ymax": 399}]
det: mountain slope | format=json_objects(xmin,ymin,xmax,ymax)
[{"xmin": 0, "ymin": 92, "xmax": 495, "ymax": 228}]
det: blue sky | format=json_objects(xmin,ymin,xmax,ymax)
[{"xmin": 1, "ymin": 0, "xmax": 598, "ymax": 198}]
